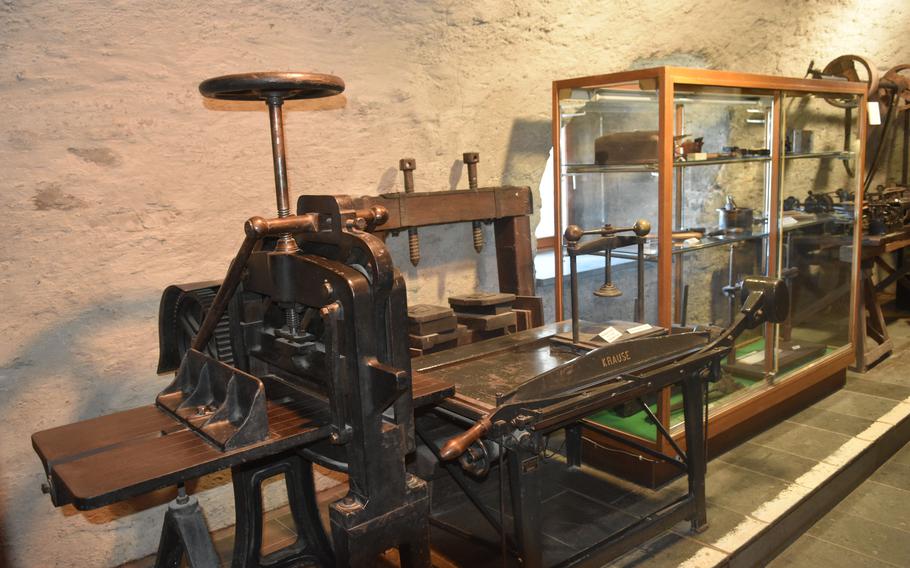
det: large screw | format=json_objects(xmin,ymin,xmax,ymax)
[
  {"xmin": 463, "ymin": 152, "xmax": 484, "ymax": 253},
  {"xmin": 264, "ymin": 93, "xmax": 301, "ymax": 334},
  {"xmin": 400, "ymin": 158, "xmax": 420, "ymax": 266},
  {"xmin": 266, "ymin": 95, "xmax": 299, "ymax": 255}
]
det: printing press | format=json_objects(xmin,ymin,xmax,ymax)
[{"xmin": 31, "ymin": 72, "xmax": 789, "ymax": 567}]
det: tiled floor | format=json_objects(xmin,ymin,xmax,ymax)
[
  {"xmin": 768, "ymin": 441, "xmax": 910, "ymax": 568},
  {"xmin": 120, "ymin": 318, "xmax": 910, "ymax": 567}
]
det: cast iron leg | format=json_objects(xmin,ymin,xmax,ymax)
[
  {"xmin": 565, "ymin": 424, "xmax": 582, "ymax": 469},
  {"xmin": 508, "ymin": 443, "xmax": 543, "ymax": 568},
  {"xmin": 231, "ymin": 452, "xmax": 333, "ymax": 568},
  {"xmin": 330, "ymin": 472, "xmax": 431, "ymax": 568},
  {"xmin": 154, "ymin": 493, "xmax": 220, "ymax": 568},
  {"xmin": 398, "ymin": 520, "xmax": 432, "ymax": 568},
  {"xmin": 681, "ymin": 374, "xmax": 708, "ymax": 532}
]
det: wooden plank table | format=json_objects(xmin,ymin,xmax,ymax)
[{"xmin": 33, "ymin": 374, "xmax": 453, "ymax": 510}]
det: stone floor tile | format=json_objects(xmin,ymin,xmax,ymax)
[
  {"xmin": 843, "ymin": 376, "xmax": 910, "ymax": 401},
  {"xmin": 769, "ymin": 533, "xmax": 901, "ymax": 568},
  {"xmin": 212, "ymin": 527, "xmax": 234, "ymax": 564},
  {"xmin": 785, "ymin": 405, "xmax": 875, "ymax": 437},
  {"xmin": 812, "ymin": 389, "xmax": 900, "ymax": 420},
  {"xmin": 607, "ymin": 531, "xmax": 717, "ymax": 568},
  {"xmin": 702, "ymin": 460, "xmax": 790, "ymax": 517},
  {"xmin": 807, "ymin": 508, "xmax": 910, "ymax": 567},
  {"xmin": 671, "ymin": 501, "xmax": 751, "ymax": 552},
  {"xmin": 539, "ymin": 489, "xmax": 637, "ymax": 551},
  {"xmin": 869, "ymin": 458, "xmax": 910, "ymax": 492},
  {"xmin": 716, "ymin": 440, "xmax": 820, "ymax": 482},
  {"xmin": 748, "ymin": 420, "xmax": 851, "ymax": 462},
  {"xmin": 889, "ymin": 440, "xmax": 910, "ymax": 467},
  {"xmin": 836, "ymin": 480, "xmax": 910, "ymax": 533},
  {"xmin": 555, "ymin": 463, "xmax": 635, "ymax": 506},
  {"xmin": 607, "ymin": 476, "xmax": 690, "ymax": 519},
  {"xmin": 260, "ymin": 518, "xmax": 298, "ymax": 554}
]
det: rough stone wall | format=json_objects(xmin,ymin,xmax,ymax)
[{"xmin": 2, "ymin": 1, "xmax": 909, "ymax": 566}]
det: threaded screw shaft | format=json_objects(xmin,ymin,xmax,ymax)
[
  {"xmin": 472, "ymin": 222, "xmax": 484, "ymax": 253},
  {"xmin": 408, "ymin": 228, "xmax": 421, "ymax": 266},
  {"xmin": 286, "ymin": 308, "xmax": 300, "ymax": 334}
]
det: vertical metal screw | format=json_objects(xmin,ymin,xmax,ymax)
[
  {"xmin": 463, "ymin": 152, "xmax": 484, "ymax": 253},
  {"xmin": 266, "ymin": 95, "xmax": 299, "ymax": 255},
  {"xmin": 399, "ymin": 158, "xmax": 420, "ymax": 266},
  {"xmin": 265, "ymin": 94, "xmax": 300, "ymax": 334}
]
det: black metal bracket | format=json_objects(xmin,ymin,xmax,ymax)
[
  {"xmin": 154, "ymin": 492, "xmax": 220, "ymax": 568},
  {"xmin": 157, "ymin": 349, "xmax": 269, "ymax": 451}
]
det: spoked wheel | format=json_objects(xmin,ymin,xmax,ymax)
[
  {"xmin": 879, "ymin": 64, "xmax": 910, "ymax": 112},
  {"xmin": 821, "ymin": 55, "xmax": 879, "ymax": 108},
  {"xmin": 174, "ymin": 287, "xmax": 234, "ymax": 364}
]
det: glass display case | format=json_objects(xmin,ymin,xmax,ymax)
[{"xmin": 549, "ymin": 67, "xmax": 867, "ymax": 485}]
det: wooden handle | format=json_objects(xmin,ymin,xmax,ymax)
[{"xmin": 439, "ymin": 416, "xmax": 492, "ymax": 460}]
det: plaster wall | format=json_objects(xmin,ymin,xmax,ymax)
[{"xmin": 1, "ymin": 1, "xmax": 909, "ymax": 566}]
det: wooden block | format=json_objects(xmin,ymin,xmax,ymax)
[
  {"xmin": 449, "ymin": 292, "xmax": 516, "ymax": 315},
  {"xmin": 448, "ymin": 292, "xmax": 516, "ymax": 306},
  {"xmin": 407, "ymin": 304, "xmax": 455, "ymax": 323},
  {"xmin": 409, "ymin": 325, "xmax": 468, "ymax": 350},
  {"xmin": 513, "ymin": 308, "xmax": 532, "ymax": 331},
  {"xmin": 456, "ymin": 310, "xmax": 517, "ymax": 332},
  {"xmin": 409, "ymin": 315, "xmax": 458, "ymax": 336}
]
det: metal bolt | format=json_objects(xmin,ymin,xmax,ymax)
[
  {"xmin": 176, "ymin": 484, "xmax": 188, "ymax": 505},
  {"xmin": 463, "ymin": 152, "xmax": 484, "ymax": 253},
  {"xmin": 286, "ymin": 308, "xmax": 300, "ymax": 335},
  {"xmin": 399, "ymin": 158, "xmax": 420, "ymax": 266}
]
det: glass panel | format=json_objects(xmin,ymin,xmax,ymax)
[
  {"xmin": 775, "ymin": 92, "xmax": 861, "ymax": 380},
  {"xmin": 556, "ymin": 82, "xmax": 661, "ymax": 329},
  {"xmin": 669, "ymin": 88, "xmax": 774, "ymax": 424}
]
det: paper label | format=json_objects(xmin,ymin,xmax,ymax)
[
  {"xmin": 627, "ymin": 323, "xmax": 653, "ymax": 334},
  {"xmin": 868, "ymin": 101, "xmax": 881, "ymax": 126},
  {"xmin": 781, "ymin": 216, "xmax": 798, "ymax": 227},
  {"xmin": 598, "ymin": 326, "xmax": 623, "ymax": 343},
  {"xmin": 683, "ymin": 237, "xmax": 700, "ymax": 246}
]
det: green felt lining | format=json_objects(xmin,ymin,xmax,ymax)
[{"xmin": 586, "ymin": 339, "xmax": 836, "ymax": 441}]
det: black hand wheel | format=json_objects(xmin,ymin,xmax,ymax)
[{"xmin": 199, "ymin": 71, "xmax": 345, "ymax": 101}]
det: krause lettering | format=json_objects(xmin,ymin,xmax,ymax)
[{"xmin": 601, "ymin": 350, "xmax": 631, "ymax": 368}]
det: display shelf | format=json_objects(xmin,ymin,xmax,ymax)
[
  {"xmin": 564, "ymin": 163, "xmax": 658, "ymax": 174},
  {"xmin": 550, "ymin": 66, "xmax": 867, "ymax": 487},
  {"xmin": 563, "ymin": 155, "xmax": 772, "ymax": 175},
  {"xmin": 784, "ymin": 151, "xmax": 854, "ymax": 160}
]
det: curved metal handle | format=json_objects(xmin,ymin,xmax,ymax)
[{"xmin": 439, "ymin": 416, "xmax": 492, "ymax": 461}]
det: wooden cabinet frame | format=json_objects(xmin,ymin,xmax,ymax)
[{"xmin": 550, "ymin": 67, "xmax": 868, "ymax": 485}]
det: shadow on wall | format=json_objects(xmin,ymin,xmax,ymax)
[
  {"xmin": 503, "ymin": 117, "xmax": 552, "ymax": 187},
  {"xmin": 503, "ymin": 117, "xmax": 552, "ymax": 240}
]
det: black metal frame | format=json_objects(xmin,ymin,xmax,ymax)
[{"xmin": 422, "ymin": 366, "xmax": 708, "ymax": 568}]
